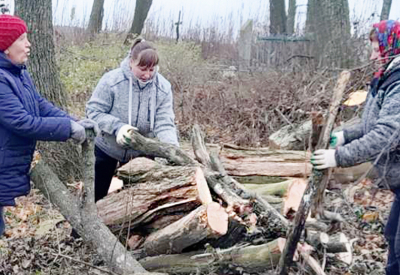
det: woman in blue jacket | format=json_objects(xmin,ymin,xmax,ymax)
[{"xmin": 0, "ymin": 15, "xmax": 98, "ymax": 236}]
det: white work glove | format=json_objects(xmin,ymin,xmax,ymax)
[
  {"xmin": 70, "ymin": 120, "xmax": 86, "ymax": 144},
  {"xmin": 311, "ymin": 149, "xmax": 337, "ymax": 170},
  {"xmin": 116, "ymin": 124, "xmax": 138, "ymax": 146},
  {"xmin": 329, "ymin": 131, "xmax": 345, "ymax": 149},
  {"xmin": 77, "ymin": 119, "xmax": 100, "ymax": 136}
]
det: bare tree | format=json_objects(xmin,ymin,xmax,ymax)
[
  {"xmin": 15, "ymin": 0, "xmax": 67, "ymax": 109},
  {"xmin": 305, "ymin": 0, "xmax": 351, "ymax": 68},
  {"xmin": 270, "ymin": 0, "xmax": 287, "ymax": 34},
  {"xmin": 87, "ymin": 0, "xmax": 105, "ymax": 35},
  {"xmin": 286, "ymin": 0, "xmax": 296, "ymax": 35},
  {"xmin": 380, "ymin": 0, "xmax": 392, "ymax": 21},
  {"xmin": 15, "ymin": 0, "xmax": 84, "ymax": 183},
  {"xmin": 124, "ymin": 0, "xmax": 153, "ymax": 45}
]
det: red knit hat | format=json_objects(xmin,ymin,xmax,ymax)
[{"xmin": 0, "ymin": 15, "xmax": 27, "ymax": 52}]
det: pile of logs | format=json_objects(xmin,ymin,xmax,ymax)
[{"xmin": 93, "ymin": 122, "xmax": 358, "ymax": 274}]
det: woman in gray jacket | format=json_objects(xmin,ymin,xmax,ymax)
[
  {"xmin": 86, "ymin": 38, "xmax": 178, "ymax": 202},
  {"xmin": 312, "ymin": 20, "xmax": 400, "ymax": 274}
]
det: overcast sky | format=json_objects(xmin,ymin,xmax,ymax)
[{"xmin": 4, "ymin": 0, "xmax": 400, "ymax": 37}]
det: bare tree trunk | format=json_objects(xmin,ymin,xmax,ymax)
[
  {"xmin": 380, "ymin": 0, "xmax": 392, "ymax": 21},
  {"xmin": 286, "ymin": 0, "xmax": 296, "ymax": 35},
  {"xmin": 15, "ymin": 0, "xmax": 84, "ymax": 183},
  {"xmin": 305, "ymin": 0, "xmax": 351, "ymax": 68},
  {"xmin": 15, "ymin": 0, "xmax": 68, "ymax": 109},
  {"xmin": 270, "ymin": 0, "xmax": 287, "ymax": 34},
  {"xmin": 124, "ymin": 0, "xmax": 153, "ymax": 45},
  {"xmin": 87, "ymin": 0, "xmax": 105, "ymax": 35}
]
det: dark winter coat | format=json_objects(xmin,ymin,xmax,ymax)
[
  {"xmin": 0, "ymin": 53, "xmax": 71, "ymax": 206},
  {"xmin": 335, "ymin": 57, "xmax": 400, "ymax": 189}
]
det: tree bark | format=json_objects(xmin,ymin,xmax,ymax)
[
  {"xmin": 181, "ymin": 142, "xmax": 312, "ymax": 178},
  {"xmin": 143, "ymin": 202, "xmax": 228, "ymax": 256},
  {"xmin": 286, "ymin": 0, "xmax": 296, "ymax": 35},
  {"xmin": 140, "ymin": 238, "xmax": 285, "ymax": 274},
  {"xmin": 312, "ymin": 71, "xmax": 351, "ymax": 217},
  {"xmin": 124, "ymin": 0, "xmax": 153, "ymax": 45},
  {"xmin": 87, "ymin": 0, "xmax": 105, "ymax": 35},
  {"xmin": 270, "ymin": 0, "xmax": 287, "ymax": 34},
  {"xmin": 15, "ymin": 0, "xmax": 68, "ymax": 109},
  {"xmin": 305, "ymin": 0, "xmax": 351, "ymax": 68},
  {"xmin": 98, "ymin": 162, "xmax": 210, "ymax": 229},
  {"xmin": 380, "ymin": 0, "xmax": 392, "ymax": 21}
]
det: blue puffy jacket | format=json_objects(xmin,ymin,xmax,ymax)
[{"xmin": 0, "ymin": 53, "xmax": 72, "ymax": 206}]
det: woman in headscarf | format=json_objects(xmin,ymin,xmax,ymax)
[{"xmin": 311, "ymin": 20, "xmax": 400, "ymax": 274}]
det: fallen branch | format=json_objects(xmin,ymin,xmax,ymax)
[
  {"xmin": 31, "ymin": 130, "xmax": 153, "ymax": 274},
  {"xmin": 277, "ymin": 71, "xmax": 351, "ymax": 275},
  {"xmin": 140, "ymin": 238, "xmax": 286, "ymax": 274}
]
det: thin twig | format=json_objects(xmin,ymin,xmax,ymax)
[
  {"xmin": 51, "ymin": 253, "xmax": 118, "ymax": 275},
  {"xmin": 275, "ymin": 108, "xmax": 294, "ymax": 128}
]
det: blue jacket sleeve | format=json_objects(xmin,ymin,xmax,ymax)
[
  {"xmin": 0, "ymin": 78, "xmax": 72, "ymax": 141},
  {"xmin": 37, "ymin": 95, "xmax": 70, "ymax": 118}
]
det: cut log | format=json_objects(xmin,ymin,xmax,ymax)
[
  {"xmin": 269, "ymin": 120, "xmax": 312, "ymax": 150},
  {"xmin": 143, "ymin": 202, "xmax": 228, "ymax": 256},
  {"xmin": 332, "ymin": 162, "xmax": 372, "ymax": 184},
  {"xmin": 220, "ymin": 149, "xmax": 312, "ymax": 177},
  {"xmin": 140, "ymin": 238, "xmax": 286, "ymax": 274},
  {"xmin": 97, "ymin": 161, "xmax": 212, "ymax": 230},
  {"xmin": 181, "ymin": 142, "xmax": 312, "ymax": 178},
  {"xmin": 306, "ymin": 231, "xmax": 351, "ymax": 253},
  {"xmin": 143, "ymin": 213, "xmax": 187, "ymax": 232},
  {"xmin": 191, "ymin": 125, "xmax": 289, "ymax": 234},
  {"xmin": 282, "ymin": 178, "xmax": 308, "ymax": 216},
  {"xmin": 244, "ymin": 180, "xmax": 291, "ymax": 197}
]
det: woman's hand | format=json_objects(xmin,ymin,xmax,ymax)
[
  {"xmin": 70, "ymin": 120, "xmax": 86, "ymax": 144},
  {"xmin": 329, "ymin": 131, "xmax": 345, "ymax": 148},
  {"xmin": 311, "ymin": 149, "xmax": 337, "ymax": 170},
  {"xmin": 77, "ymin": 119, "xmax": 100, "ymax": 136},
  {"xmin": 116, "ymin": 124, "xmax": 138, "ymax": 146}
]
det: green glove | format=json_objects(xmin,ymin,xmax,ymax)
[{"xmin": 329, "ymin": 131, "xmax": 344, "ymax": 148}]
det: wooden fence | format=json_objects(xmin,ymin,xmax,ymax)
[{"xmin": 251, "ymin": 36, "xmax": 314, "ymax": 71}]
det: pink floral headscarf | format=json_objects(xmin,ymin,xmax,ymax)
[{"xmin": 372, "ymin": 20, "xmax": 400, "ymax": 78}]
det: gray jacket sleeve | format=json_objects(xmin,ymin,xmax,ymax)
[
  {"xmin": 343, "ymin": 123, "xmax": 364, "ymax": 144},
  {"xmin": 154, "ymin": 89, "xmax": 179, "ymax": 146},
  {"xmin": 86, "ymin": 76, "xmax": 125, "ymax": 136},
  {"xmin": 336, "ymin": 84, "xmax": 400, "ymax": 167}
]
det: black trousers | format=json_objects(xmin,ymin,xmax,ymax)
[
  {"xmin": 385, "ymin": 189, "xmax": 400, "ymax": 274},
  {"xmin": 94, "ymin": 146, "xmax": 126, "ymax": 202}
]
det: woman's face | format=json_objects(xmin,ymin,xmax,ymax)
[
  {"xmin": 6, "ymin": 33, "xmax": 31, "ymax": 64},
  {"xmin": 130, "ymin": 60, "xmax": 156, "ymax": 82},
  {"xmin": 370, "ymin": 40, "xmax": 380, "ymax": 61}
]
